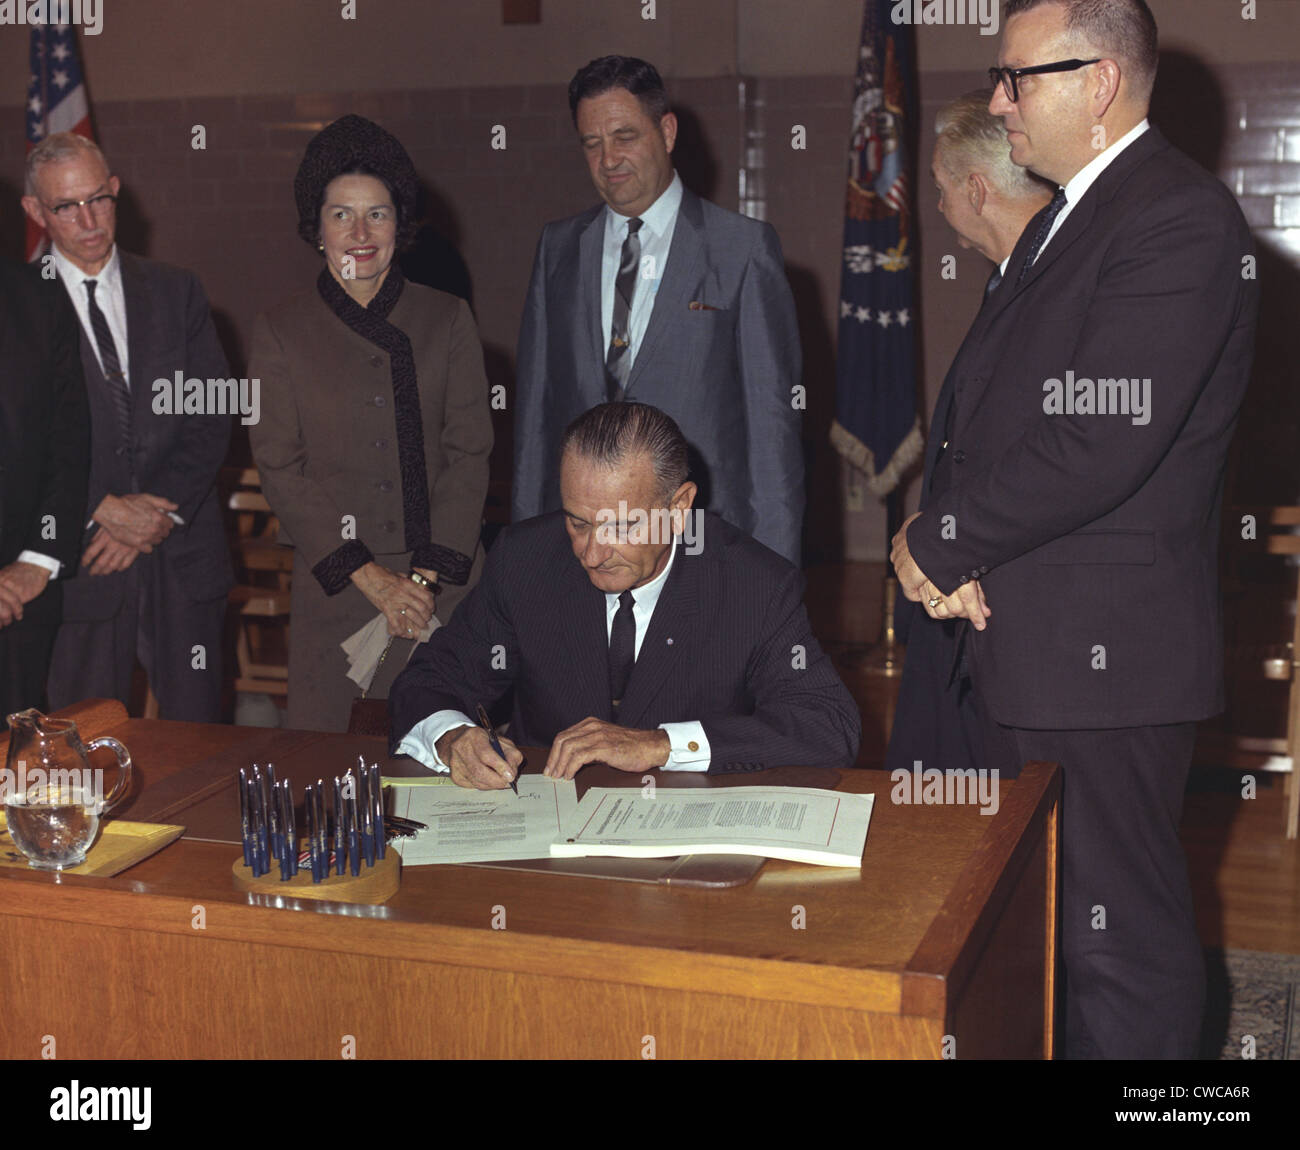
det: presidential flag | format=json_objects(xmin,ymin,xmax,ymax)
[
  {"xmin": 830, "ymin": 0, "xmax": 922, "ymax": 497},
  {"xmin": 25, "ymin": 20, "xmax": 95, "ymax": 262}
]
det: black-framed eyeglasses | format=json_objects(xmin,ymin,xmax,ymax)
[
  {"xmin": 44, "ymin": 193, "xmax": 116, "ymax": 220},
  {"xmin": 988, "ymin": 59, "xmax": 1101, "ymax": 103}
]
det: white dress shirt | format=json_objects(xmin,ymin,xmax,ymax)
[
  {"xmin": 600, "ymin": 171, "xmax": 683, "ymax": 369},
  {"xmin": 54, "ymin": 243, "xmax": 130, "ymax": 386},
  {"xmin": 1034, "ymin": 119, "xmax": 1150, "ymax": 263},
  {"xmin": 398, "ymin": 532, "xmax": 713, "ymax": 774}
]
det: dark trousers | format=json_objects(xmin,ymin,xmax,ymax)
[
  {"xmin": 0, "ymin": 622, "xmax": 58, "ymax": 717},
  {"xmin": 885, "ymin": 609, "xmax": 987, "ymax": 778},
  {"xmin": 980, "ymin": 707, "xmax": 1203, "ymax": 1059},
  {"xmin": 47, "ymin": 560, "xmax": 224, "ymax": 722}
]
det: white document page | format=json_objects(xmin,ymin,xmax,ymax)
[
  {"xmin": 551, "ymin": 785, "xmax": 873, "ymax": 868},
  {"xmin": 391, "ymin": 775, "xmax": 578, "ymax": 865}
]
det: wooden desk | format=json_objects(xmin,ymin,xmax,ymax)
[{"xmin": 0, "ymin": 702, "xmax": 1059, "ymax": 1060}]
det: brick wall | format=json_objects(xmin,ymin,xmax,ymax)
[{"xmin": 4, "ymin": 57, "xmax": 1297, "ymax": 554}]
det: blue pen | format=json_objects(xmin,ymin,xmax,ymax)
[
  {"xmin": 347, "ymin": 778, "xmax": 361, "ymax": 877},
  {"xmin": 238, "ymin": 768, "xmax": 252, "ymax": 868},
  {"xmin": 332, "ymin": 777, "xmax": 346, "ymax": 876}
]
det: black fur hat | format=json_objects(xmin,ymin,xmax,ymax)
[{"xmin": 294, "ymin": 114, "xmax": 418, "ymax": 250}]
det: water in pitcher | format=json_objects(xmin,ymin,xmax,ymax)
[{"xmin": 4, "ymin": 785, "xmax": 100, "ymax": 869}]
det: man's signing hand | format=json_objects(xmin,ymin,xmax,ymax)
[{"xmin": 436, "ymin": 725, "xmax": 524, "ymax": 790}]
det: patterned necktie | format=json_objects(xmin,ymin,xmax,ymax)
[
  {"xmin": 605, "ymin": 217, "xmax": 643, "ymax": 402},
  {"xmin": 85, "ymin": 279, "xmax": 133, "ymax": 456},
  {"xmin": 1015, "ymin": 187, "xmax": 1067, "ymax": 286},
  {"xmin": 608, "ymin": 590, "xmax": 637, "ymax": 713}
]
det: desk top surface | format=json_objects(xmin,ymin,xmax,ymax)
[{"xmin": 0, "ymin": 701, "xmax": 1058, "ymax": 1015}]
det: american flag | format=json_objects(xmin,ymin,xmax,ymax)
[{"xmin": 25, "ymin": 21, "xmax": 95, "ymax": 262}]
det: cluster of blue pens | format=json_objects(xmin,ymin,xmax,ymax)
[{"xmin": 237, "ymin": 758, "xmax": 386, "ymax": 882}]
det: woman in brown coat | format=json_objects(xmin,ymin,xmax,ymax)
[{"xmin": 250, "ymin": 115, "xmax": 491, "ymax": 731}]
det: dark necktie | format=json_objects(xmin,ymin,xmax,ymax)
[
  {"xmin": 605, "ymin": 217, "xmax": 643, "ymax": 402},
  {"xmin": 984, "ymin": 265, "xmax": 1004, "ymax": 298},
  {"xmin": 85, "ymin": 279, "xmax": 133, "ymax": 455},
  {"xmin": 608, "ymin": 590, "xmax": 637, "ymax": 713},
  {"xmin": 1015, "ymin": 187, "xmax": 1067, "ymax": 286}
]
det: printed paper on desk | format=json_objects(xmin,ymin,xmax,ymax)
[
  {"xmin": 390, "ymin": 775, "xmax": 578, "ymax": 864},
  {"xmin": 551, "ymin": 785, "xmax": 873, "ymax": 868}
]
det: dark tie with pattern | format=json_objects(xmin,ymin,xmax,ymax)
[
  {"xmin": 84, "ymin": 279, "xmax": 133, "ymax": 455},
  {"xmin": 605, "ymin": 217, "xmax": 643, "ymax": 402},
  {"xmin": 608, "ymin": 590, "xmax": 637, "ymax": 713},
  {"xmin": 1015, "ymin": 187, "xmax": 1067, "ymax": 286}
]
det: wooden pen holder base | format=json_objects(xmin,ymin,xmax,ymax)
[{"xmin": 231, "ymin": 849, "xmax": 400, "ymax": 904}]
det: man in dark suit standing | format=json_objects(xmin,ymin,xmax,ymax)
[
  {"xmin": 885, "ymin": 92, "xmax": 1051, "ymax": 780},
  {"xmin": 392, "ymin": 403, "xmax": 858, "ymax": 788},
  {"xmin": 0, "ymin": 261, "xmax": 91, "ymax": 714},
  {"xmin": 513, "ymin": 56, "xmax": 805, "ymax": 565},
  {"xmin": 22, "ymin": 133, "xmax": 233, "ymax": 721},
  {"xmin": 890, "ymin": 0, "xmax": 1258, "ymax": 1058}
]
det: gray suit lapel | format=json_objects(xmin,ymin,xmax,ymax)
[
  {"xmin": 578, "ymin": 209, "xmax": 607, "ymax": 400},
  {"xmin": 625, "ymin": 186, "xmax": 705, "ymax": 398}
]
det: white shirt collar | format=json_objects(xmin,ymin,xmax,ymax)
[
  {"xmin": 604, "ymin": 170, "xmax": 683, "ymax": 240},
  {"xmin": 53, "ymin": 242, "xmax": 121, "ymax": 294},
  {"xmin": 1061, "ymin": 119, "xmax": 1150, "ymax": 210}
]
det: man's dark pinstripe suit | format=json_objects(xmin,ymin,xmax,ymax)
[{"xmin": 389, "ymin": 511, "xmax": 860, "ymax": 771}]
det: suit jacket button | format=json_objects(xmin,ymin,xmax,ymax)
[
  {"xmin": 959, "ymin": 574, "xmax": 970, "ymax": 584},
  {"xmin": 373, "ymin": 439, "xmax": 387, "ymax": 449},
  {"xmin": 979, "ymin": 565, "xmax": 989, "ymax": 574},
  {"xmin": 953, "ymin": 449, "xmax": 966, "ymax": 464},
  {"xmin": 374, "ymin": 395, "xmax": 386, "ymax": 407},
  {"xmin": 377, "ymin": 479, "xmax": 394, "ymax": 493}
]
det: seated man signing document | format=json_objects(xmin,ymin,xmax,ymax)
[{"xmin": 389, "ymin": 402, "xmax": 860, "ymax": 788}]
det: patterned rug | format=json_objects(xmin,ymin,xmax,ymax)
[{"xmin": 1202, "ymin": 948, "xmax": 1300, "ymax": 1059}]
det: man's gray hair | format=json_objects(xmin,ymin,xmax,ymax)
[
  {"xmin": 561, "ymin": 402, "xmax": 689, "ymax": 500},
  {"xmin": 24, "ymin": 132, "xmax": 109, "ymax": 196},
  {"xmin": 935, "ymin": 90, "xmax": 1051, "ymax": 199},
  {"xmin": 1005, "ymin": 0, "xmax": 1158, "ymax": 103}
]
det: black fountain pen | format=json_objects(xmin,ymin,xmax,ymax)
[{"xmin": 476, "ymin": 704, "xmax": 517, "ymax": 796}]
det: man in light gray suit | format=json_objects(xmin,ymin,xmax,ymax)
[{"xmin": 513, "ymin": 56, "xmax": 805, "ymax": 565}]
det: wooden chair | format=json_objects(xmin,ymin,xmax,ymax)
[
  {"xmin": 223, "ymin": 468, "xmax": 292, "ymax": 698},
  {"xmin": 1210, "ymin": 507, "xmax": 1300, "ymax": 838}
]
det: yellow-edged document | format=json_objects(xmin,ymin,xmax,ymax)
[{"xmin": 551, "ymin": 786, "xmax": 873, "ymax": 868}]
